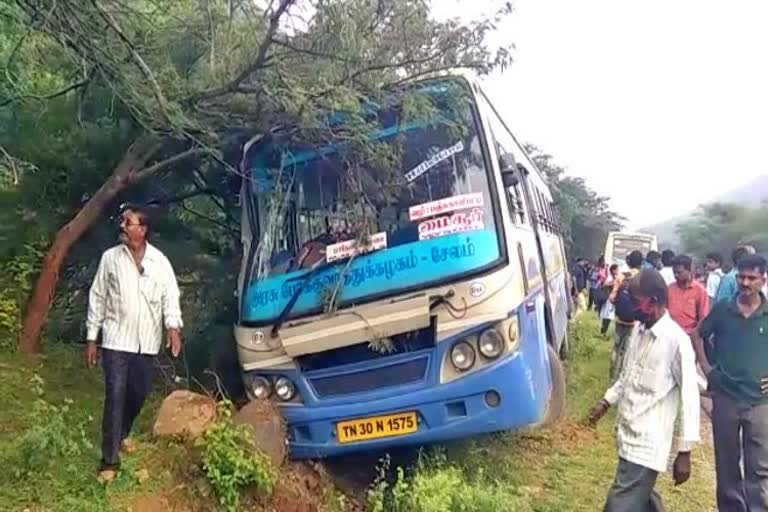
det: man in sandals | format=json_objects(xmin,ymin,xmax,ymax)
[{"xmin": 84, "ymin": 204, "xmax": 183, "ymax": 484}]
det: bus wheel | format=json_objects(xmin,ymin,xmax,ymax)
[{"xmin": 542, "ymin": 344, "xmax": 566, "ymax": 427}]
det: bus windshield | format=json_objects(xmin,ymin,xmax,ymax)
[{"xmin": 239, "ymin": 83, "xmax": 503, "ymax": 324}]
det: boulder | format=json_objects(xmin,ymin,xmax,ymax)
[
  {"xmin": 233, "ymin": 400, "xmax": 287, "ymax": 466},
  {"xmin": 153, "ymin": 390, "xmax": 216, "ymax": 439}
]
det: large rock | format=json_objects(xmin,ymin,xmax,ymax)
[
  {"xmin": 153, "ymin": 390, "xmax": 216, "ymax": 439},
  {"xmin": 233, "ymin": 400, "xmax": 287, "ymax": 466}
]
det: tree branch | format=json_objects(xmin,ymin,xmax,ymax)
[
  {"xmin": 146, "ymin": 187, "xmax": 215, "ymax": 206},
  {"xmin": 136, "ymin": 147, "xmax": 204, "ymax": 180},
  {"xmin": 0, "ymin": 77, "xmax": 91, "ymax": 108},
  {"xmin": 187, "ymin": 0, "xmax": 295, "ymax": 104},
  {"xmin": 90, "ymin": 0, "xmax": 171, "ymax": 122}
]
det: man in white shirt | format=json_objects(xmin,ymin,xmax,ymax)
[
  {"xmin": 589, "ymin": 269, "xmax": 700, "ymax": 511},
  {"xmin": 659, "ymin": 249, "xmax": 676, "ymax": 286},
  {"xmin": 84, "ymin": 204, "xmax": 183, "ymax": 483},
  {"xmin": 705, "ymin": 252, "xmax": 724, "ymax": 301}
]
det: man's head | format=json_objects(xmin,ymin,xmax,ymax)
[
  {"xmin": 646, "ymin": 251, "xmax": 662, "ymax": 270},
  {"xmin": 661, "ymin": 249, "xmax": 676, "ymax": 268},
  {"xmin": 672, "ymin": 255, "xmax": 693, "ymax": 286},
  {"xmin": 705, "ymin": 252, "xmax": 723, "ymax": 271},
  {"xmin": 736, "ymin": 254, "xmax": 767, "ymax": 300},
  {"xmin": 629, "ymin": 269, "xmax": 669, "ymax": 328},
  {"xmin": 597, "ymin": 255, "xmax": 605, "ymax": 267},
  {"xmin": 627, "ymin": 250, "xmax": 644, "ymax": 270},
  {"xmin": 118, "ymin": 204, "xmax": 151, "ymax": 247},
  {"xmin": 732, "ymin": 245, "xmax": 757, "ymax": 266}
]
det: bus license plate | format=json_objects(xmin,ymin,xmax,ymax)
[{"xmin": 336, "ymin": 412, "xmax": 418, "ymax": 444}]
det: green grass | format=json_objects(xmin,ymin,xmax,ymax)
[
  {"xmin": 0, "ymin": 344, "xmax": 210, "ymax": 512},
  {"xmin": 404, "ymin": 314, "xmax": 716, "ymax": 511}
]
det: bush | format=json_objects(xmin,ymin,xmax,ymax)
[
  {"xmin": 10, "ymin": 374, "xmax": 93, "ymax": 479},
  {"xmin": 367, "ymin": 454, "xmax": 525, "ymax": 512},
  {"xmin": 199, "ymin": 402, "xmax": 276, "ymax": 511}
]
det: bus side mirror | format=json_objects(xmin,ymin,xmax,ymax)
[
  {"xmin": 499, "ymin": 153, "xmax": 518, "ymax": 186},
  {"xmin": 499, "ymin": 153, "xmax": 520, "ymax": 188}
]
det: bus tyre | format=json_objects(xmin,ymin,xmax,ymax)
[{"xmin": 542, "ymin": 344, "xmax": 566, "ymax": 427}]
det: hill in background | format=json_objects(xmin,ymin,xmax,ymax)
[{"xmin": 644, "ymin": 175, "xmax": 768, "ymax": 248}]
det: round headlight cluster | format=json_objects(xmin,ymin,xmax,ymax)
[
  {"xmin": 249, "ymin": 375, "xmax": 298, "ymax": 402},
  {"xmin": 275, "ymin": 376, "xmax": 296, "ymax": 401},
  {"xmin": 251, "ymin": 376, "xmax": 272, "ymax": 400},
  {"xmin": 478, "ymin": 329, "xmax": 505, "ymax": 359},
  {"xmin": 450, "ymin": 341, "xmax": 476, "ymax": 372},
  {"xmin": 449, "ymin": 328, "xmax": 506, "ymax": 372}
]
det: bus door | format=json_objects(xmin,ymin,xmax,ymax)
[{"xmin": 515, "ymin": 163, "xmax": 559, "ymax": 351}]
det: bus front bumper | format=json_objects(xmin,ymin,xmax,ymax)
[{"xmin": 280, "ymin": 349, "xmax": 550, "ymax": 459}]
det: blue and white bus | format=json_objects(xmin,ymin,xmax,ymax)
[{"xmin": 234, "ymin": 74, "xmax": 571, "ymax": 459}]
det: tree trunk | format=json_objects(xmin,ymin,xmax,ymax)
[{"xmin": 18, "ymin": 138, "xmax": 159, "ymax": 354}]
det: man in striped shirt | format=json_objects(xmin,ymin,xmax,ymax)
[
  {"xmin": 84, "ymin": 205, "xmax": 183, "ymax": 483},
  {"xmin": 589, "ymin": 270, "xmax": 701, "ymax": 512}
]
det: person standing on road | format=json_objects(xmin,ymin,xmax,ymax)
[
  {"xmin": 589, "ymin": 270, "xmax": 701, "ymax": 512},
  {"xmin": 705, "ymin": 252, "xmax": 724, "ymax": 302},
  {"xmin": 84, "ymin": 204, "xmax": 183, "ymax": 484},
  {"xmin": 608, "ymin": 250, "xmax": 643, "ymax": 381},
  {"xmin": 692, "ymin": 254, "xmax": 768, "ymax": 511},
  {"xmin": 668, "ymin": 255, "xmax": 709, "ymax": 337},
  {"xmin": 644, "ymin": 250, "xmax": 662, "ymax": 271},
  {"xmin": 590, "ymin": 256, "xmax": 608, "ymax": 312},
  {"xmin": 715, "ymin": 245, "xmax": 756, "ymax": 303},
  {"xmin": 599, "ymin": 264, "xmax": 620, "ymax": 336},
  {"xmin": 659, "ymin": 249, "xmax": 676, "ymax": 286}
]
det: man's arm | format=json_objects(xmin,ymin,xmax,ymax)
[
  {"xmin": 162, "ymin": 259, "xmax": 183, "ymax": 331},
  {"xmin": 671, "ymin": 337, "xmax": 701, "ymax": 485},
  {"xmin": 162, "ymin": 258, "xmax": 183, "ymax": 357},
  {"xmin": 85, "ymin": 253, "xmax": 108, "ymax": 342},
  {"xmin": 84, "ymin": 253, "xmax": 108, "ymax": 368},
  {"xmin": 698, "ymin": 286, "xmax": 710, "ymax": 326},
  {"xmin": 672, "ymin": 338, "xmax": 701, "ymax": 448},
  {"xmin": 608, "ymin": 273, "xmax": 624, "ymax": 303},
  {"xmin": 588, "ymin": 331, "xmax": 633, "ymax": 424},
  {"xmin": 692, "ymin": 305, "xmax": 718, "ymax": 374}
]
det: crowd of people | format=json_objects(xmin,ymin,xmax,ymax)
[{"xmin": 573, "ymin": 245, "xmax": 768, "ymax": 511}]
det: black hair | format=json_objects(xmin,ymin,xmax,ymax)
[
  {"xmin": 672, "ymin": 254, "xmax": 693, "ymax": 271},
  {"xmin": 661, "ymin": 249, "xmax": 675, "ymax": 267},
  {"xmin": 706, "ymin": 252, "xmax": 723, "ymax": 265},
  {"xmin": 732, "ymin": 246, "xmax": 754, "ymax": 265},
  {"xmin": 627, "ymin": 250, "xmax": 644, "ymax": 269},
  {"xmin": 737, "ymin": 254, "xmax": 767, "ymax": 275},
  {"xmin": 609, "ymin": 264, "xmax": 619, "ymax": 272},
  {"xmin": 120, "ymin": 202, "xmax": 154, "ymax": 230},
  {"xmin": 597, "ymin": 255, "xmax": 605, "ymax": 266},
  {"xmin": 646, "ymin": 251, "xmax": 661, "ymax": 265},
  {"xmin": 634, "ymin": 269, "xmax": 669, "ymax": 306}
]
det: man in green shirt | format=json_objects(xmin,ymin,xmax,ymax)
[{"xmin": 692, "ymin": 254, "xmax": 768, "ymax": 511}]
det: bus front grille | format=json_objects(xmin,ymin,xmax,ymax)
[{"xmin": 308, "ymin": 357, "xmax": 428, "ymax": 398}]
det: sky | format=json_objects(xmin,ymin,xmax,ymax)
[{"xmin": 431, "ymin": 0, "xmax": 768, "ymax": 229}]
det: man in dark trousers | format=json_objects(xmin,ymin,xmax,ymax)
[
  {"xmin": 590, "ymin": 270, "xmax": 700, "ymax": 512},
  {"xmin": 84, "ymin": 205, "xmax": 183, "ymax": 483},
  {"xmin": 693, "ymin": 254, "xmax": 768, "ymax": 511}
]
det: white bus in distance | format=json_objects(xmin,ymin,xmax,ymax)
[{"xmin": 603, "ymin": 231, "xmax": 658, "ymax": 272}]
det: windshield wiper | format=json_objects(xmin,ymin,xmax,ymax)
[{"xmin": 270, "ymin": 258, "xmax": 347, "ymax": 338}]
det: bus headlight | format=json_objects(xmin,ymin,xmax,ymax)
[
  {"xmin": 451, "ymin": 341, "xmax": 476, "ymax": 372},
  {"xmin": 478, "ymin": 329, "xmax": 505, "ymax": 359},
  {"xmin": 274, "ymin": 377, "xmax": 296, "ymax": 401},
  {"xmin": 251, "ymin": 376, "xmax": 272, "ymax": 400}
]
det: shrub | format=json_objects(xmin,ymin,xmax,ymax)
[{"xmin": 199, "ymin": 402, "xmax": 276, "ymax": 511}]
